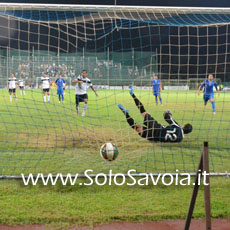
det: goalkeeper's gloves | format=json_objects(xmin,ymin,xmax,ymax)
[{"xmin": 163, "ymin": 110, "xmax": 172, "ymax": 120}]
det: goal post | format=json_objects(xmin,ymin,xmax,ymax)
[
  {"xmin": 0, "ymin": 4, "xmax": 230, "ymax": 178},
  {"xmin": 184, "ymin": 142, "xmax": 211, "ymax": 230}
]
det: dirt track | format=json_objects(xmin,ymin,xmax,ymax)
[{"xmin": 0, "ymin": 219, "xmax": 229, "ymax": 230}]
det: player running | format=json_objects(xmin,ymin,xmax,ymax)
[
  {"xmin": 40, "ymin": 72, "xmax": 50, "ymax": 103},
  {"xmin": 7, "ymin": 73, "xmax": 18, "ymax": 103},
  {"xmin": 198, "ymin": 74, "xmax": 220, "ymax": 115},
  {"xmin": 117, "ymin": 86, "xmax": 192, "ymax": 143},
  {"xmin": 72, "ymin": 70, "xmax": 98, "ymax": 116},
  {"xmin": 18, "ymin": 76, "xmax": 26, "ymax": 96},
  {"xmin": 152, "ymin": 75, "xmax": 163, "ymax": 105},
  {"xmin": 55, "ymin": 73, "xmax": 66, "ymax": 103}
]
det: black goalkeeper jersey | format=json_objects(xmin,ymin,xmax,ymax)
[
  {"xmin": 139, "ymin": 113, "xmax": 184, "ymax": 143},
  {"xmin": 157, "ymin": 125, "xmax": 184, "ymax": 143}
]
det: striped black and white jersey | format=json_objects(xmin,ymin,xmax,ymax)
[
  {"xmin": 8, "ymin": 77, "xmax": 17, "ymax": 89},
  {"xmin": 159, "ymin": 120, "xmax": 184, "ymax": 143},
  {"xmin": 75, "ymin": 75, "xmax": 93, "ymax": 95},
  {"xmin": 41, "ymin": 77, "xmax": 50, "ymax": 89},
  {"xmin": 18, "ymin": 79, "xmax": 25, "ymax": 87},
  {"xmin": 139, "ymin": 112, "xmax": 184, "ymax": 143}
]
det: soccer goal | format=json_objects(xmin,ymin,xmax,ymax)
[{"xmin": 0, "ymin": 4, "xmax": 230, "ymax": 178}]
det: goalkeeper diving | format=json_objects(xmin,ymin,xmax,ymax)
[{"xmin": 118, "ymin": 86, "xmax": 192, "ymax": 143}]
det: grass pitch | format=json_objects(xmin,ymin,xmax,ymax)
[
  {"xmin": 0, "ymin": 178, "xmax": 229, "ymax": 227},
  {"xmin": 0, "ymin": 88, "xmax": 229, "ymax": 175},
  {"xmin": 0, "ymin": 88, "xmax": 229, "ymax": 226}
]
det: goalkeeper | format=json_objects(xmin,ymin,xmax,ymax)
[{"xmin": 118, "ymin": 86, "xmax": 192, "ymax": 143}]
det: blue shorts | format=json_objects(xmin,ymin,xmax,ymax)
[
  {"xmin": 57, "ymin": 88, "xmax": 64, "ymax": 95},
  {"xmin": 203, "ymin": 93, "xmax": 214, "ymax": 103},
  {"xmin": 153, "ymin": 91, "xmax": 160, "ymax": 96}
]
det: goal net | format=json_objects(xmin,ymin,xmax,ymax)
[{"xmin": 0, "ymin": 4, "xmax": 230, "ymax": 177}]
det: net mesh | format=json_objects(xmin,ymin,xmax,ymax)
[{"xmin": 0, "ymin": 5, "xmax": 230, "ymax": 176}]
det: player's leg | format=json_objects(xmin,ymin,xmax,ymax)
[
  {"xmin": 75, "ymin": 95, "xmax": 80, "ymax": 115},
  {"xmin": 118, "ymin": 104, "xmax": 136, "ymax": 129},
  {"xmin": 13, "ymin": 90, "xmax": 18, "ymax": 103},
  {"xmin": 20, "ymin": 87, "xmax": 25, "ymax": 96},
  {"xmin": 203, "ymin": 94, "xmax": 208, "ymax": 106},
  {"xmin": 118, "ymin": 104, "xmax": 145, "ymax": 135},
  {"xmin": 143, "ymin": 112, "xmax": 156, "ymax": 133},
  {"xmin": 82, "ymin": 98, "xmax": 88, "ymax": 117},
  {"xmin": 23, "ymin": 87, "xmax": 26, "ymax": 95},
  {"xmin": 158, "ymin": 94, "xmax": 163, "ymax": 104},
  {"xmin": 19, "ymin": 87, "xmax": 22, "ymax": 96},
  {"xmin": 43, "ymin": 90, "xmax": 46, "ymax": 103},
  {"xmin": 129, "ymin": 86, "xmax": 146, "ymax": 116},
  {"xmin": 57, "ymin": 89, "xmax": 60, "ymax": 103},
  {"xmin": 210, "ymin": 93, "xmax": 216, "ymax": 114},
  {"xmin": 155, "ymin": 95, "xmax": 158, "ymax": 105},
  {"xmin": 9, "ymin": 90, "xmax": 12, "ymax": 103},
  {"xmin": 61, "ymin": 88, "xmax": 64, "ymax": 103},
  {"xmin": 47, "ymin": 90, "xmax": 50, "ymax": 103}
]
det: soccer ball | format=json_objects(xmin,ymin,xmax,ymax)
[{"xmin": 100, "ymin": 143, "xmax": 119, "ymax": 161}]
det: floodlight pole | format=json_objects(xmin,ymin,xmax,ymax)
[
  {"xmin": 82, "ymin": 47, "xmax": 85, "ymax": 70},
  {"xmin": 6, "ymin": 46, "xmax": 9, "ymax": 79},
  {"xmin": 107, "ymin": 47, "xmax": 110, "ymax": 87}
]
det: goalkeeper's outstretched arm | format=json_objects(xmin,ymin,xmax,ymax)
[
  {"xmin": 164, "ymin": 110, "xmax": 193, "ymax": 135},
  {"xmin": 163, "ymin": 110, "xmax": 179, "ymax": 126}
]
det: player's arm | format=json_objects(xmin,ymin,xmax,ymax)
[
  {"xmin": 72, "ymin": 80, "xmax": 83, "ymax": 84},
  {"xmin": 214, "ymin": 82, "xmax": 220, "ymax": 96},
  {"xmin": 72, "ymin": 79, "xmax": 83, "ymax": 84},
  {"xmin": 163, "ymin": 110, "xmax": 179, "ymax": 126},
  {"xmin": 90, "ymin": 84, "xmax": 98, "ymax": 97},
  {"xmin": 88, "ymin": 80, "xmax": 98, "ymax": 96},
  {"xmin": 40, "ymin": 78, "xmax": 43, "ymax": 89},
  {"xmin": 197, "ymin": 81, "xmax": 205, "ymax": 96},
  {"xmin": 72, "ymin": 76, "xmax": 83, "ymax": 84},
  {"xmin": 160, "ymin": 81, "xmax": 162, "ymax": 92},
  {"xmin": 63, "ymin": 79, "xmax": 66, "ymax": 88},
  {"xmin": 54, "ymin": 79, "xmax": 58, "ymax": 88}
]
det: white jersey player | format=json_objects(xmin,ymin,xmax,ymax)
[
  {"xmin": 40, "ymin": 72, "xmax": 50, "ymax": 103},
  {"xmin": 7, "ymin": 73, "xmax": 18, "ymax": 103},
  {"xmin": 18, "ymin": 77, "xmax": 26, "ymax": 96},
  {"xmin": 72, "ymin": 70, "xmax": 98, "ymax": 116}
]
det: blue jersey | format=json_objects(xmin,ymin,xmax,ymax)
[
  {"xmin": 55, "ymin": 78, "xmax": 66, "ymax": 89},
  {"xmin": 200, "ymin": 80, "xmax": 218, "ymax": 95},
  {"xmin": 152, "ymin": 79, "xmax": 161, "ymax": 93}
]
